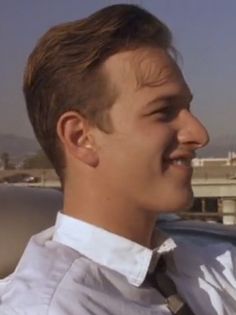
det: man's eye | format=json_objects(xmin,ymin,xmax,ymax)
[{"xmin": 152, "ymin": 106, "xmax": 177, "ymax": 121}]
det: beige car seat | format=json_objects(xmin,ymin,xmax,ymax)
[{"xmin": 0, "ymin": 185, "xmax": 62, "ymax": 278}]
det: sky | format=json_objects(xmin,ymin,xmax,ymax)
[{"xmin": 0, "ymin": 0, "xmax": 236, "ymax": 145}]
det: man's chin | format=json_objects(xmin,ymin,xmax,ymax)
[
  {"xmin": 144, "ymin": 188, "xmax": 194, "ymax": 213},
  {"xmin": 173, "ymin": 190, "xmax": 194, "ymax": 213},
  {"xmin": 159, "ymin": 187, "xmax": 194, "ymax": 213}
]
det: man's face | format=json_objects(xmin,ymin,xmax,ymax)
[{"xmin": 94, "ymin": 48, "xmax": 209, "ymax": 213}]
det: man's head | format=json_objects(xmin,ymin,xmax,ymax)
[
  {"xmin": 24, "ymin": 4, "xmax": 209, "ymax": 215},
  {"xmin": 23, "ymin": 4, "xmax": 173, "ymax": 182}
]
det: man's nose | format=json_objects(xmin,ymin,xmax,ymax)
[{"xmin": 177, "ymin": 110, "xmax": 209, "ymax": 149}]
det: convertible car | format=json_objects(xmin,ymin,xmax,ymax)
[{"xmin": 0, "ymin": 184, "xmax": 236, "ymax": 278}]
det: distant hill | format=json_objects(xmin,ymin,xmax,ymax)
[{"xmin": 0, "ymin": 134, "xmax": 39, "ymax": 158}]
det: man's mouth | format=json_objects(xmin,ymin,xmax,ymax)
[
  {"xmin": 163, "ymin": 152, "xmax": 196, "ymax": 169},
  {"xmin": 169, "ymin": 158, "xmax": 192, "ymax": 167}
]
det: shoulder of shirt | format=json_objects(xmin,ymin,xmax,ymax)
[{"xmin": 0, "ymin": 227, "xmax": 97, "ymax": 314}]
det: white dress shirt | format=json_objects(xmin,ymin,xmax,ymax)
[{"xmin": 0, "ymin": 212, "xmax": 236, "ymax": 315}]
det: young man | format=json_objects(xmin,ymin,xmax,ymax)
[{"xmin": 0, "ymin": 4, "xmax": 236, "ymax": 315}]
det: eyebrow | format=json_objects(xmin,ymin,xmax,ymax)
[{"xmin": 145, "ymin": 93, "xmax": 194, "ymax": 109}]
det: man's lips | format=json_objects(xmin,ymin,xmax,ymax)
[
  {"xmin": 163, "ymin": 152, "xmax": 196, "ymax": 168},
  {"xmin": 167, "ymin": 158, "xmax": 192, "ymax": 167}
]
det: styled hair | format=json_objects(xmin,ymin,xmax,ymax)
[{"xmin": 23, "ymin": 4, "xmax": 173, "ymax": 181}]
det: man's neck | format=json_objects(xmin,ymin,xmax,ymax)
[{"xmin": 63, "ymin": 186, "xmax": 158, "ymax": 248}]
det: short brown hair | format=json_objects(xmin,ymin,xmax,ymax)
[{"xmin": 23, "ymin": 4, "xmax": 173, "ymax": 181}]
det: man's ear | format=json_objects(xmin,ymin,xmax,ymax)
[{"xmin": 56, "ymin": 111, "xmax": 99, "ymax": 167}]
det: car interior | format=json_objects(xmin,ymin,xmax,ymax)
[{"xmin": 0, "ymin": 184, "xmax": 236, "ymax": 279}]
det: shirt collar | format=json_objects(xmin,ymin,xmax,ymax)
[{"xmin": 52, "ymin": 212, "xmax": 176, "ymax": 287}]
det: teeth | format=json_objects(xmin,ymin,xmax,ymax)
[{"xmin": 172, "ymin": 159, "xmax": 191, "ymax": 166}]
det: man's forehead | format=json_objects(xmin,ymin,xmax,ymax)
[
  {"xmin": 133, "ymin": 51, "xmax": 184, "ymax": 90},
  {"xmin": 103, "ymin": 48, "xmax": 186, "ymax": 90}
]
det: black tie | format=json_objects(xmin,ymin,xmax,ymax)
[{"xmin": 147, "ymin": 256, "xmax": 196, "ymax": 315}]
